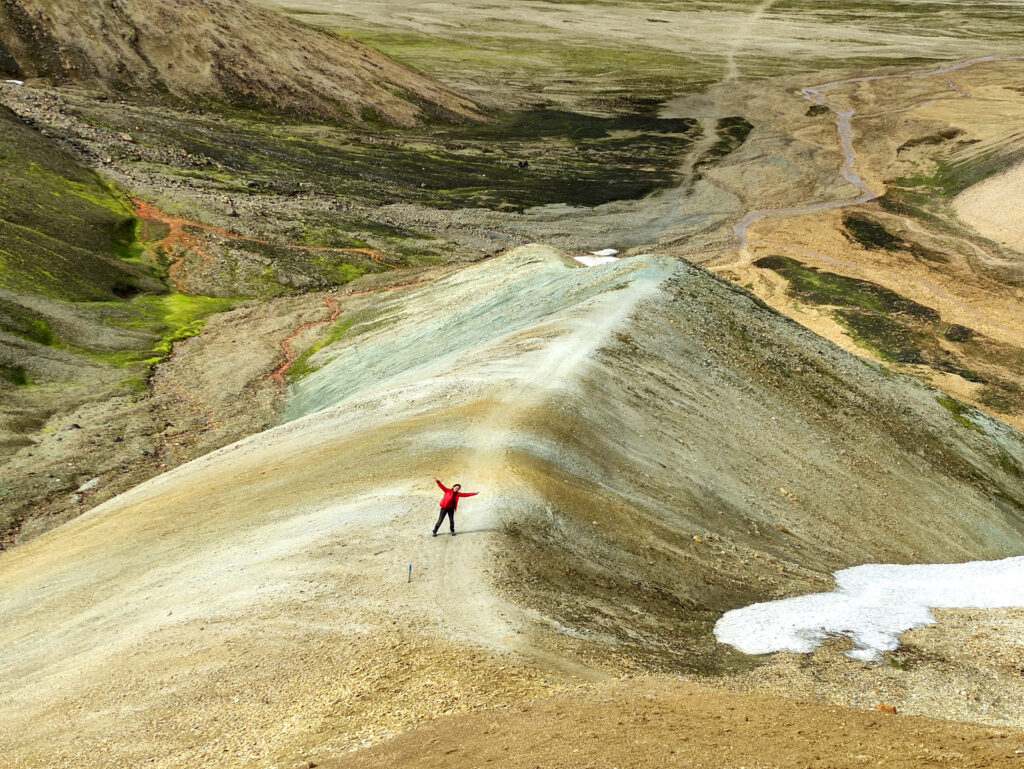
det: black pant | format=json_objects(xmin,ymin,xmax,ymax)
[{"xmin": 433, "ymin": 506, "xmax": 456, "ymax": 534}]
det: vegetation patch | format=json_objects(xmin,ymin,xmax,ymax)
[
  {"xmin": 896, "ymin": 128, "xmax": 963, "ymax": 152},
  {"xmin": 881, "ymin": 141, "xmax": 1024, "ymax": 249},
  {"xmin": 0, "ymin": 364, "xmax": 29, "ymax": 386},
  {"xmin": 752, "ymin": 255, "xmax": 937, "ymax": 320},
  {"xmin": 0, "ymin": 107, "xmax": 160, "ymax": 302},
  {"xmin": 754, "ymin": 255, "xmax": 1024, "ymax": 417},
  {"xmin": 892, "ymin": 155, "xmax": 1006, "ymax": 198},
  {"xmin": 998, "ymin": 452, "xmax": 1022, "ymax": 477},
  {"xmin": 944, "ymin": 324, "xmax": 974, "ymax": 343},
  {"xmin": 882, "ymin": 143, "xmax": 1024, "ymax": 246},
  {"xmin": 75, "ymin": 101, "xmax": 702, "ymax": 212},
  {"xmin": 843, "ymin": 213, "xmax": 903, "ymax": 251},
  {"xmin": 286, "ymin": 315, "xmax": 357, "ymax": 381},
  {"xmin": 100, "ymin": 293, "xmax": 236, "ymax": 366},
  {"xmin": 978, "ymin": 384, "xmax": 1020, "ymax": 414},
  {"xmin": 0, "ymin": 299, "xmax": 56, "ymax": 346},
  {"xmin": 842, "ymin": 213, "xmax": 947, "ymax": 263},
  {"xmin": 0, "ymin": 102, "xmax": 243, "ymax": 424},
  {"xmin": 935, "ymin": 395, "xmax": 984, "ymax": 433},
  {"xmin": 695, "ymin": 116, "xmax": 754, "ymax": 169},
  {"xmin": 832, "ymin": 309, "xmax": 923, "ymax": 364}
]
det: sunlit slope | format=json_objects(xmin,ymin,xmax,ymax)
[
  {"xmin": 0, "ymin": 0, "xmax": 480, "ymax": 125},
  {"xmin": 0, "ymin": 246, "xmax": 1022, "ymax": 766}
]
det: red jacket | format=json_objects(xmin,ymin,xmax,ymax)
[{"xmin": 437, "ymin": 479, "xmax": 477, "ymax": 510}]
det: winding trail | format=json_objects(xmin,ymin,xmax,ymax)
[
  {"xmin": 614, "ymin": 0, "xmax": 779, "ymax": 252},
  {"xmin": 724, "ymin": 0, "xmax": 780, "ymax": 83},
  {"xmin": 431, "ymin": 258, "xmax": 669, "ymax": 672}
]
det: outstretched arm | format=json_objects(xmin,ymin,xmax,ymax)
[
  {"xmin": 435, "ymin": 478, "xmax": 450, "ymax": 492},
  {"xmin": 458, "ymin": 491, "xmax": 478, "ymax": 498}
]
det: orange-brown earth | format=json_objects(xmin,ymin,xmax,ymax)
[
  {"xmin": 334, "ymin": 676, "xmax": 1024, "ymax": 769},
  {"xmin": 700, "ymin": 57, "xmax": 1024, "ymax": 429},
  {"xmin": 132, "ymin": 198, "xmax": 397, "ymax": 292}
]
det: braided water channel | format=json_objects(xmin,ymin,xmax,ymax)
[{"xmin": 732, "ymin": 55, "xmax": 1024, "ymax": 251}]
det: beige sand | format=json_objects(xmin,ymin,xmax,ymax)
[{"xmin": 955, "ymin": 162, "xmax": 1024, "ymax": 252}]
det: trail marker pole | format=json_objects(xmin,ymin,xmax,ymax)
[{"xmin": 408, "ymin": 563, "xmax": 412, "ymax": 583}]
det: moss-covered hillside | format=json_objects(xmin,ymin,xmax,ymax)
[{"xmin": 0, "ymin": 106, "xmax": 160, "ymax": 301}]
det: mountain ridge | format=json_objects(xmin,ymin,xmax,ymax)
[{"xmin": 2, "ymin": 246, "xmax": 1022, "ymax": 766}]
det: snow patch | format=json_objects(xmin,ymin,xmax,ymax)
[
  {"xmin": 714, "ymin": 556, "xmax": 1024, "ymax": 661},
  {"xmin": 574, "ymin": 255, "xmax": 619, "ymax": 267},
  {"xmin": 4, "ymin": 80, "xmax": 24, "ymax": 86},
  {"xmin": 591, "ymin": 248, "xmax": 619, "ymax": 257}
]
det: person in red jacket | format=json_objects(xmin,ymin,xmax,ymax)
[{"xmin": 432, "ymin": 477, "xmax": 478, "ymax": 536}]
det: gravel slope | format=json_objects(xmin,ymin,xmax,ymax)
[
  {"xmin": 1, "ymin": 246, "xmax": 1023, "ymax": 767},
  {"xmin": 333, "ymin": 676, "xmax": 1024, "ymax": 769}
]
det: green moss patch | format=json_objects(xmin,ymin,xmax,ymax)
[
  {"xmin": 0, "ymin": 107, "xmax": 158, "ymax": 302},
  {"xmin": 998, "ymin": 452, "xmax": 1022, "ymax": 477},
  {"xmin": 286, "ymin": 302, "xmax": 402, "ymax": 382},
  {"xmin": 832, "ymin": 308, "xmax": 924, "ymax": 364},
  {"xmin": 935, "ymin": 395, "xmax": 985, "ymax": 433},
  {"xmin": 100, "ymin": 293, "xmax": 236, "ymax": 366},
  {"xmin": 754, "ymin": 255, "xmax": 1024, "ymax": 417},
  {"xmin": 286, "ymin": 315, "xmax": 357, "ymax": 381},
  {"xmin": 881, "ymin": 145, "xmax": 1024, "ymax": 243},
  {"xmin": 0, "ymin": 364, "xmax": 30, "ymax": 386},
  {"xmin": 892, "ymin": 155, "xmax": 1006, "ymax": 199},
  {"xmin": 752, "ymin": 255, "xmax": 937, "ymax": 320},
  {"xmin": 0, "ymin": 299, "xmax": 56, "ymax": 346}
]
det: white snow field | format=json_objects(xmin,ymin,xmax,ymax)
[
  {"xmin": 573, "ymin": 255, "xmax": 619, "ymax": 266},
  {"xmin": 714, "ymin": 556, "xmax": 1024, "ymax": 661}
]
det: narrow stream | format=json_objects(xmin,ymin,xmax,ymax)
[{"xmin": 733, "ymin": 55, "xmax": 1024, "ymax": 248}]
